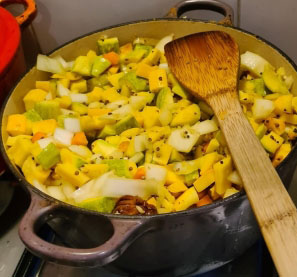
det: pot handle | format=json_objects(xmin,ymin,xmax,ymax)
[
  {"xmin": 0, "ymin": 0, "xmax": 37, "ymax": 27},
  {"xmin": 19, "ymin": 193, "xmax": 153, "ymax": 267},
  {"xmin": 165, "ymin": 0, "xmax": 233, "ymax": 26}
]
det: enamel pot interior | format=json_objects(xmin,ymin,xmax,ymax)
[
  {"xmin": 1, "ymin": 19, "xmax": 297, "ymax": 275},
  {"xmin": 2, "ymin": 19, "xmax": 297, "ymax": 198}
]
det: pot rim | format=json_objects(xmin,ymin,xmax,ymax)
[{"xmin": 1, "ymin": 17, "xmax": 297, "ymax": 220}]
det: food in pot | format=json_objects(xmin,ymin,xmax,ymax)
[{"xmin": 5, "ymin": 35, "xmax": 295, "ymax": 215}]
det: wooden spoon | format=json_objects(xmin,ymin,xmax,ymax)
[{"xmin": 165, "ymin": 31, "xmax": 297, "ymax": 277}]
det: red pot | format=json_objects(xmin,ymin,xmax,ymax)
[{"xmin": 0, "ymin": 0, "xmax": 36, "ymax": 175}]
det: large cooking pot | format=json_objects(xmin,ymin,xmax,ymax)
[{"xmin": 1, "ymin": 0, "xmax": 297, "ymax": 276}]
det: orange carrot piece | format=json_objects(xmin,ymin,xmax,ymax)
[
  {"xmin": 103, "ymin": 51, "xmax": 120, "ymax": 65},
  {"xmin": 71, "ymin": 132, "xmax": 88, "ymax": 146},
  {"xmin": 197, "ymin": 195, "xmax": 213, "ymax": 207},
  {"xmin": 133, "ymin": 167, "xmax": 145, "ymax": 179},
  {"xmin": 108, "ymin": 65, "xmax": 120, "ymax": 74},
  {"xmin": 32, "ymin": 132, "xmax": 46, "ymax": 143}
]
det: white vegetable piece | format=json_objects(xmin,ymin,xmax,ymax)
[
  {"xmin": 32, "ymin": 180, "xmax": 48, "ymax": 194},
  {"xmin": 155, "ymin": 34, "xmax": 174, "ymax": 53},
  {"xmin": 45, "ymin": 92, "xmax": 53, "ymax": 100},
  {"xmin": 37, "ymin": 137, "xmax": 55, "ymax": 149},
  {"xmin": 72, "ymin": 172, "xmax": 113, "ymax": 203},
  {"xmin": 57, "ymin": 83, "xmax": 71, "ymax": 97},
  {"xmin": 70, "ymin": 93, "xmax": 88, "ymax": 103},
  {"xmin": 36, "ymin": 54, "xmax": 64, "ymax": 74},
  {"xmin": 252, "ymin": 98, "xmax": 275, "ymax": 120},
  {"xmin": 47, "ymin": 186, "xmax": 66, "ymax": 202},
  {"xmin": 64, "ymin": 118, "xmax": 81, "ymax": 133},
  {"xmin": 159, "ymin": 108, "xmax": 172, "ymax": 126},
  {"xmin": 101, "ymin": 104, "xmax": 132, "ymax": 120},
  {"xmin": 61, "ymin": 182, "xmax": 76, "ymax": 201},
  {"xmin": 158, "ymin": 63, "xmax": 169, "ymax": 73},
  {"xmin": 240, "ymin": 51, "xmax": 272, "ymax": 77},
  {"xmin": 134, "ymin": 134, "xmax": 149, "ymax": 152},
  {"xmin": 129, "ymin": 95, "xmax": 153, "ymax": 110},
  {"xmin": 145, "ymin": 163, "xmax": 167, "ymax": 183},
  {"xmin": 192, "ymin": 119, "xmax": 218, "ymax": 135},
  {"xmin": 69, "ymin": 145, "xmax": 92, "ymax": 159},
  {"xmin": 53, "ymin": 55, "xmax": 72, "ymax": 71},
  {"xmin": 54, "ymin": 127, "xmax": 74, "ymax": 146},
  {"xmin": 129, "ymin": 152, "xmax": 145, "ymax": 164},
  {"xmin": 171, "ymin": 159, "xmax": 200, "ymax": 175},
  {"xmin": 168, "ymin": 126, "xmax": 199, "ymax": 153},
  {"xmin": 228, "ymin": 170, "xmax": 243, "ymax": 186},
  {"xmin": 100, "ymin": 177, "xmax": 158, "ymax": 199},
  {"xmin": 106, "ymin": 99, "xmax": 128, "ymax": 110}
]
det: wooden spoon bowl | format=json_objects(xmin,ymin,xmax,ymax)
[{"xmin": 165, "ymin": 31, "xmax": 297, "ymax": 277}]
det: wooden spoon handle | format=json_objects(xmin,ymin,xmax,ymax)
[{"xmin": 208, "ymin": 91, "xmax": 297, "ymax": 277}]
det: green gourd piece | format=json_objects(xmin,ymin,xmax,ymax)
[
  {"xmin": 24, "ymin": 109, "xmax": 42, "ymax": 122},
  {"xmin": 91, "ymin": 56, "xmax": 111, "ymax": 77},
  {"xmin": 119, "ymin": 72, "xmax": 148, "ymax": 92},
  {"xmin": 77, "ymin": 197, "xmax": 117, "ymax": 213},
  {"xmin": 34, "ymin": 100, "xmax": 61, "ymax": 120},
  {"xmin": 115, "ymin": 115, "xmax": 139, "ymax": 134},
  {"xmin": 37, "ymin": 143, "xmax": 60, "ymax": 170},
  {"xmin": 72, "ymin": 56, "xmax": 93, "ymax": 76},
  {"xmin": 98, "ymin": 125, "xmax": 117, "ymax": 139},
  {"xmin": 97, "ymin": 37, "xmax": 120, "ymax": 54}
]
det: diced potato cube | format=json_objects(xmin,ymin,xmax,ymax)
[
  {"xmin": 274, "ymin": 94, "xmax": 293, "ymax": 114},
  {"xmin": 7, "ymin": 138, "xmax": 33, "ymax": 167},
  {"xmin": 167, "ymin": 182, "xmax": 188, "ymax": 194}
]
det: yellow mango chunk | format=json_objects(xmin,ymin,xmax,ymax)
[
  {"xmin": 148, "ymin": 69, "xmax": 168, "ymax": 93},
  {"xmin": 272, "ymin": 143, "xmax": 291, "ymax": 167},
  {"xmin": 147, "ymin": 197, "xmax": 157, "ymax": 207},
  {"xmin": 57, "ymin": 78, "xmax": 70, "ymax": 89},
  {"xmin": 70, "ymin": 79, "xmax": 87, "ymax": 93},
  {"xmin": 197, "ymin": 152, "xmax": 223, "ymax": 174},
  {"xmin": 171, "ymin": 104, "xmax": 200, "ymax": 127},
  {"xmin": 120, "ymin": 128, "xmax": 142, "ymax": 138},
  {"xmin": 205, "ymin": 138, "xmax": 220, "ymax": 154},
  {"xmin": 274, "ymin": 94, "xmax": 293, "ymax": 114},
  {"xmin": 136, "ymin": 63, "xmax": 157, "ymax": 79},
  {"xmin": 22, "ymin": 156, "xmax": 51, "ymax": 184},
  {"xmin": 7, "ymin": 137, "xmax": 33, "ymax": 167},
  {"xmin": 239, "ymin": 90, "xmax": 254, "ymax": 104},
  {"xmin": 80, "ymin": 164, "xmax": 109, "ymax": 179},
  {"xmin": 36, "ymin": 81, "xmax": 50, "ymax": 91},
  {"xmin": 7, "ymin": 114, "xmax": 27, "ymax": 136},
  {"xmin": 87, "ymin": 108, "xmax": 111, "ymax": 117},
  {"xmin": 209, "ymin": 186, "xmax": 220, "ymax": 200},
  {"xmin": 107, "ymin": 72, "xmax": 125, "ymax": 89},
  {"xmin": 167, "ymin": 182, "xmax": 188, "ymax": 194},
  {"xmin": 86, "ymin": 87, "xmax": 104, "ymax": 103},
  {"xmin": 55, "ymin": 163, "xmax": 90, "ymax": 187},
  {"xmin": 152, "ymin": 141, "xmax": 172, "ymax": 166},
  {"xmin": 23, "ymin": 89, "xmax": 47, "ymax": 111},
  {"xmin": 282, "ymin": 114, "xmax": 297, "ymax": 125},
  {"xmin": 223, "ymin": 187, "xmax": 239, "ymax": 199},
  {"xmin": 174, "ymin": 187, "xmax": 199, "ymax": 212},
  {"xmin": 260, "ymin": 131, "xmax": 284, "ymax": 154},
  {"xmin": 32, "ymin": 119, "xmax": 57, "ymax": 135},
  {"xmin": 165, "ymin": 169, "xmax": 184, "ymax": 185},
  {"xmin": 6, "ymin": 135, "xmax": 32, "ymax": 147},
  {"xmin": 292, "ymin": 97, "xmax": 297, "ymax": 113},
  {"xmin": 141, "ymin": 48, "xmax": 161, "ymax": 66},
  {"xmin": 142, "ymin": 106, "xmax": 161, "ymax": 129},
  {"xmin": 214, "ymin": 156, "xmax": 233, "ymax": 196},
  {"xmin": 193, "ymin": 169, "xmax": 215, "ymax": 192}
]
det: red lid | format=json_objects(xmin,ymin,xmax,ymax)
[{"xmin": 0, "ymin": 7, "xmax": 21, "ymax": 76}]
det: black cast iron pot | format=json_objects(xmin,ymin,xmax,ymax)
[{"xmin": 1, "ymin": 0, "xmax": 297, "ymax": 276}]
